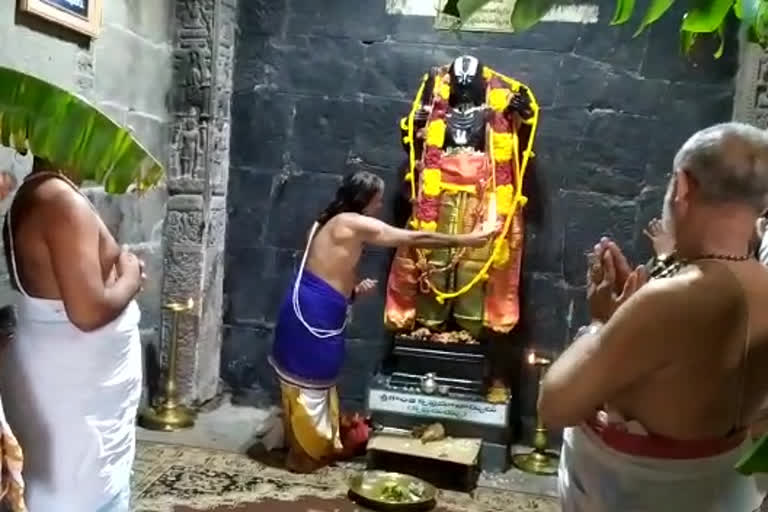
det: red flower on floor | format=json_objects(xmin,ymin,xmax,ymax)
[{"xmin": 339, "ymin": 412, "xmax": 371, "ymax": 459}]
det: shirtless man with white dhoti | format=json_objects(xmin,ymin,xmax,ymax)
[
  {"xmin": 540, "ymin": 122, "xmax": 768, "ymax": 512},
  {"xmin": 0, "ymin": 157, "xmax": 145, "ymax": 511}
]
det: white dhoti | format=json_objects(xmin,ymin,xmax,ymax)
[
  {"xmin": 560, "ymin": 423, "xmax": 766, "ymax": 512},
  {"xmin": 0, "ymin": 171, "xmax": 143, "ymax": 511},
  {"xmin": 0, "ymin": 295, "xmax": 142, "ymax": 512}
]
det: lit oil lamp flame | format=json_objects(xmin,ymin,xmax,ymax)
[{"xmin": 527, "ymin": 351, "xmax": 536, "ymax": 365}]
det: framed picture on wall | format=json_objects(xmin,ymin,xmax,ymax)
[{"xmin": 19, "ymin": 0, "xmax": 102, "ymax": 37}]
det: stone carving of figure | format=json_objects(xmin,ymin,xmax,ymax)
[
  {"xmin": 199, "ymin": 118, "xmax": 208, "ymax": 172},
  {"xmin": 216, "ymin": 93, "xmax": 230, "ymax": 119},
  {"xmin": 222, "ymin": 21, "xmax": 234, "ymax": 44},
  {"xmin": 212, "ymin": 119, "xmax": 229, "ymax": 164},
  {"xmin": 186, "ymin": 50, "xmax": 212, "ymax": 113},
  {"xmin": 757, "ymin": 86, "xmax": 768, "ymax": 110},
  {"xmin": 184, "ymin": 0, "xmax": 208, "ymax": 30},
  {"xmin": 177, "ymin": 111, "xmax": 200, "ymax": 178},
  {"xmin": 187, "ymin": 50, "xmax": 202, "ymax": 89}
]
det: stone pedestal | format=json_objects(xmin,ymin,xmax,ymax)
[{"xmin": 160, "ymin": 0, "xmax": 236, "ymax": 404}]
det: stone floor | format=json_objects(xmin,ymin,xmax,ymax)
[
  {"xmin": 137, "ymin": 400, "xmax": 282, "ymax": 453},
  {"xmin": 136, "ymin": 397, "xmax": 558, "ymax": 499}
]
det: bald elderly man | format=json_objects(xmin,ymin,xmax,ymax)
[{"xmin": 540, "ymin": 122, "xmax": 768, "ymax": 512}]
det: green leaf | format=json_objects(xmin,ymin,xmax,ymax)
[
  {"xmin": 713, "ymin": 18, "xmax": 726, "ymax": 57},
  {"xmin": 611, "ymin": 0, "xmax": 637, "ymax": 25},
  {"xmin": 680, "ymin": 28, "xmax": 699, "ymax": 54},
  {"xmin": 682, "ymin": 0, "xmax": 734, "ymax": 33},
  {"xmin": 456, "ymin": 0, "xmax": 490, "ymax": 20},
  {"xmin": 734, "ymin": 0, "xmax": 744, "ymax": 18},
  {"xmin": 634, "ymin": 0, "xmax": 676, "ymax": 36},
  {"xmin": 510, "ymin": 0, "xmax": 557, "ymax": 31},
  {"xmin": 735, "ymin": 434, "xmax": 768, "ymax": 475},
  {"xmin": 0, "ymin": 67, "xmax": 164, "ymax": 194},
  {"xmin": 754, "ymin": 0, "xmax": 768, "ymax": 46}
]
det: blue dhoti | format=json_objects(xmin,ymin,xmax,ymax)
[
  {"xmin": 270, "ymin": 270, "xmax": 349, "ymax": 388},
  {"xmin": 269, "ymin": 265, "xmax": 349, "ymax": 466}
]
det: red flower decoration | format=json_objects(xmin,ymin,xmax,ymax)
[
  {"xmin": 495, "ymin": 162, "xmax": 513, "ymax": 186},
  {"xmin": 418, "ymin": 196, "xmax": 441, "ymax": 221},
  {"xmin": 424, "ymin": 146, "xmax": 442, "ymax": 168}
]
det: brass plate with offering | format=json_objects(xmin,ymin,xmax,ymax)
[{"xmin": 348, "ymin": 471, "xmax": 437, "ymax": 510}]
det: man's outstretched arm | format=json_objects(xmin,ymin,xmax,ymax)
[{"xmin": 341, "ymin": 213, "xmax": 496, "ymax": 249}]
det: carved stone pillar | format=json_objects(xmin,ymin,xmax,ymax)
[
  {"xmin": 733, "ymin": 40, "xmax": 768, "ymax": 127},
  {"xmin": 161, "ymin": 0, "xmax": 236, "ymax": 404}
]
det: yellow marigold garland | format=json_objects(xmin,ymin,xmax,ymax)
[
  {"xmin": 402, "ymin": 65, "xmax": 540, "ymax": 303},
  {"xmin": 439, "ymin": 81, "xmax": 451, "ymax": 100},
  {"xmin": 422, "ymin": 168, "xmax": 442, "ymax": 197},
  {"xmin": 426, "ymin": 119, "xmax": 447, "ymax": 148},
  {"xmin": 491, "ymin": 132, "xmax": 514, "ymax": 162},
  {"xmin": 405, "ymin": 74, "xmax": 430, "ymax": 198},
  {"xmin": 488, "ymin": 88, "xmax": 510, "ymax": 113},
  {"xmin": 493, "ymin": 238, "xmax": 511, "ymax": 268},
  {"xmin": 496, "ymin": 184, "xmax": 514, "ymax": 216}
]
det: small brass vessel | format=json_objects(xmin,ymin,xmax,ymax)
[
  {"xmin": 512, "ymin": 351, "xmax": 560, "ymax": 475},
  {"xmin": 138, "ymin": 298, "xmax": 197, "ymax": 431}
]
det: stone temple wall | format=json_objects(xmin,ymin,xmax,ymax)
[
  {"xmin": 224, "ymin": 0, "xmax": 737, "ymax": 427},
  {"xmin": 0, "ymin": 0, "xmax": 173, "ymax": 404}
]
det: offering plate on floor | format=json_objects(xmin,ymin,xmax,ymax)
[{"xmin": 348, "ymin": 470, "xmax": 437, "ymax": 511}]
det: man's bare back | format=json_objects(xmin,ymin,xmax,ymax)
[
  {"xmin": 4, "ymin": 172, "xmax": 145, "ymax": 331},
  {"xmin": 304, "ymin": 212, "xmax": 497, "ymax": 298},
  {"xmin": 606, "ymin": 260, "xmax": 768, "ymax": 440}
]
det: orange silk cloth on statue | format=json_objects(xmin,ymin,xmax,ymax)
[{"xmin": 384, "ymin": 149, "xmax": 524, "ymax": 335}]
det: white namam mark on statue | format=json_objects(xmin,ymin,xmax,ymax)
[{"xmin": 453, "ymin": 56, "xmax": 479, "ymax": 86}]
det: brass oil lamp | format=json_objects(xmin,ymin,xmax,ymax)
[
  {"xmin": 512, "ymin": 350, "xmax": 560, "ymax": 475},
  {"xmin": 138, "ymin": 298, "xmax": 197, "ymax": 431}
]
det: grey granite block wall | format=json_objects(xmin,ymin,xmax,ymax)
[{"xmin": 224, "ymin": 0, "xmax": 737, "ymax": 421}]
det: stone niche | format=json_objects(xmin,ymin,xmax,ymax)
[{"xmin": 220, "ymin": 0, "xmax": 738, "ymax": 438}]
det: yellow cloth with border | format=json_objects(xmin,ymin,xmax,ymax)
[
  {"xmin": 280, "ymin": 381, "xmax": 342, "ymax": 461},
  {"xmin": 0, "ymin": 396, "xmax": 26, "ymax": 512}
]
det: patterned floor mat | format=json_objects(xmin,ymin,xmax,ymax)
[{"xmin": 132, "ymin": 441, "xmax": 560, "ymax": 512}]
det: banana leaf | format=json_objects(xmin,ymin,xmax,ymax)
[
  {"xmin": 681, "ymin": 0, "xmax": 734, "ymax": 33},
  {"xmin": 633, "ymin": 0, "xmax": 676, "ymax": 36},
  {"xmin": 735, "ymin": 433, "xmax": 768, "ymax": 475},
  {"xmin": 510, "ymin": 0, "xmax": 558, "ymax": 31},
  {"xmin": 0, "ymin": 67, "xmax": 164, "ymax": 194},
  {"xmin": 611, "ymin": 0, "xmax": 637, "ymax": 25}
]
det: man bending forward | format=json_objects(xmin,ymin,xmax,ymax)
[{"xmin": 270, "ymin": 171, "xmax": 497, "ymax": 472}]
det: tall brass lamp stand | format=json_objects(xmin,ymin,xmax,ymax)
[
  {"xmin": 512, "ymin": 351, "xmax": 560, "ymax": 475},
  {"xmin": 139, "ymin": 298, "xmax": 197, "ymax": 431}
]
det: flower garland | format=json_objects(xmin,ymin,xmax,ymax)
[{"xmin": 403, "ymin": 66, "xmax": 540, "ymax": 303}]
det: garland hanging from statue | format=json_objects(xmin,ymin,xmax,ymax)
[{"xmin": 402, "ymin": 66, "xmax": 539, "ymax": 304}]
